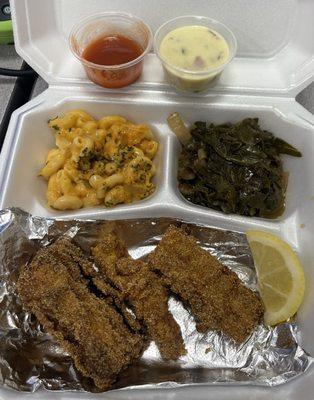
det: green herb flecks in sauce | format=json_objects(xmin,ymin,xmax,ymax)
[{"xmin": 160, "ymin": 25, "xmax": 229, "ymax": 71}]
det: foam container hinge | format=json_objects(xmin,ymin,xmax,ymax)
[{"xmin": 1, "ymin": 0, "xmax": 314, "ymax": 399}]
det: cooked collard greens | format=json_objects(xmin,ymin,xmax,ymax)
[{"xmin": 177, "ymin": 117, "xmax": 301, "ymax": 218}]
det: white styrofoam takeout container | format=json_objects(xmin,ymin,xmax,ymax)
[{"xmin": 1, "ymin": 0, "xmax": 314, "ymax": 399}]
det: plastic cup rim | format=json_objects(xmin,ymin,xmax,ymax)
[
  {"xmin": 153, "ymin": 15, "xmax": 237, "ymax": 76},
  {"xmin": 69, "ymin": 11, "xmax": 153, "ymax": 70}
]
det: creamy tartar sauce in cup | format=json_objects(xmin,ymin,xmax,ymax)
[
  {"xmin": 159, "ymin": 26, "xmax": 229, "ymax": 72},
  {"xmin": 154, "ymin": 16, "xmax": 237, "ymax": 93}
]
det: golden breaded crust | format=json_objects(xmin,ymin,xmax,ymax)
[
  {"xmin": 90, "ymin": 233, "xmax": 128, "ymax": 276},
  {"xmin": 149, "ymin": 226, "xmax": 264, "ymax": 343},
  {"xmin": 17, "ymin": 238, "xmax": 145, "ymax": 390},
  {"xmin": 92, "ymin": 239, "xmax": 186, "ymax": 360}
]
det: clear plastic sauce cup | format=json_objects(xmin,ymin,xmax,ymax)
[
  {"xmin": 69, "ymin": 12, "xmax": 153, "ymax": 89},
  {"xmin": 154, "ymin": 16, "xmax": 237, "ymax": 93}
]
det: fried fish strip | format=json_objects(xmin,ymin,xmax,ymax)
[
  {"xmin": 92, "ymin": 277, "xmax": 142, "ymax": 333},
  {"xmin": 92, "ymin": 234, "xmax": 186, "ymax": 360},
  {"xmin": 149, "ymin": 226, "xmax": 264, "ymax": 343},
  {"xmin": 52, "ymin": 237, "xmax": 142, "ymax": 333},
  {"xmin": 17, "ymin": 238, "xmax": 145, "ymax": 390}
]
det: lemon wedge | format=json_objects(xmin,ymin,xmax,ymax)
[{"xmin": 246, "ymin": 230, "xmax": 305, "ymax": 326}]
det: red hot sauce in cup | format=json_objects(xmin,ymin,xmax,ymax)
[{"xmin": 82, "ymin": 35, "xmax": 144, "ymax": 88}]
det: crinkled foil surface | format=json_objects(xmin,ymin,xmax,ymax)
[{"xmin": 0, "ymin": 208, "xmax": 312, "ymax": 393}]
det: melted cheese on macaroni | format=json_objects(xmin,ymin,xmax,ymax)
[{"xmin": 40, "ymin": 110, "xmax": 158, "ymax": 210}]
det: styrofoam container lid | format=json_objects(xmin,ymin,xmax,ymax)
[
  {"xmin": 11, "ymin": 0, "xmax": 314, "ymax": 96},
  {"xmin": 3, "ymin": 1, "xmax": 314, "ymax": 399}
]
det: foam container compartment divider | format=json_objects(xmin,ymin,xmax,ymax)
[{"xmin": 0, "ymin": 1, "xmax": 314, "ymax": 399}]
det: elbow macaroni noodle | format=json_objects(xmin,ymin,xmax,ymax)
[{"xmin": 39, "ymin": 110, "xmax": 158, "ymax": 210}]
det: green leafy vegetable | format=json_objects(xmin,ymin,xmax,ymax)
[{"xmin": 176, "ymin": 117, "xmax": 302, "ymax": 218}]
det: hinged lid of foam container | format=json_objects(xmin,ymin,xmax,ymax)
[{"xmin": 10, "ymin": 0, "xmax": 314, "ymax": 96}]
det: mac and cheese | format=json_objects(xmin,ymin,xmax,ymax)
[{"xmin": 40, "ymin": 110, "xmax": 158, "ymax": 210}]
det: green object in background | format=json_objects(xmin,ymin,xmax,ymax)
[
  {"xmin": 0, "ymin": 2, "xmax": 13, "ymax": 44},
  {"xmin": 0, "ymin": 19, "xmax": 13, "ymax": 44}
]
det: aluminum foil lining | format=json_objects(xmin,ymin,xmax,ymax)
[{"xmin": 0, "ymin": 207, "xmax": 312, "ymax": 393}]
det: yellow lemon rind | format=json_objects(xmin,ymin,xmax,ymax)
[{"xmin": 246, "ymin": 230, "xmax": 305, "ymax": 326}]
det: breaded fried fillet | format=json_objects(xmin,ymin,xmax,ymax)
[
  {"xmin": 92, "ymin": 235, "xmax": 186, "ymax": 360},
  {"xmin": 92, "ymin": 277, "xmax": 142, "ymax": 333},
  {"xmin": 52, "ymin": 237, "xmax": 142, "ymax": 333},
  {"xmin": 149, "ymin": 226, "xmax": 264, "ymax": 343},
  {"xmin": 17, "ymin": 238, "xmax": 145, "ymax": 390}
]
